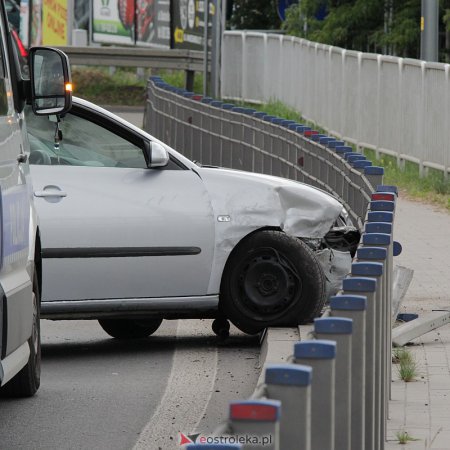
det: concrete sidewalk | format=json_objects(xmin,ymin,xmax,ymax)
[{"xmin": 387, "ymin": 197, "xmax": 450, "ymax": 449}]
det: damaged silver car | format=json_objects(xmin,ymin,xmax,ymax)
[{"xmin": 26, "ymin": 97, "xmax": 359, "ymax": 336}]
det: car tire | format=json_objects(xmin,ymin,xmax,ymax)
[
  {"xmin": 0, "ymin": 267, "xmax": 41, "ymax": 397},
  {"xmin": 220, "ymin": 230, "xmax": 326, "ymax": 335},
  {"xmin": 98, "ymin": 318, "xmax": 162, "ymax": 339}
]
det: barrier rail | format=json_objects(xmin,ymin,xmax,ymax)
[
  {"xmin": 144, "ymin": 78, "xmax": 398, "ymax": 449},
  {"xmin": 56, "ymin": 46, "xmax": 204, "ymax": 91},
  {"xmin": 222, "ymin": 31, "xmax": 450, "ymax": 177},
  {"xmin": 145, "ymin": 79, "xmax": 384, "ymax": 227}
]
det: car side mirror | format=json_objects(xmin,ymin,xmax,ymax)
[
  {"xmin": 29, "ymin": 47, "xmax": 72, "ymax": 115},
  {"xmin": 144, "ymin": 141, "xmax": 169, "ymax": 168}
]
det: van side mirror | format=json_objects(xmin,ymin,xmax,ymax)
[{"xmin": 29, "ymin": 47, "xmax": 72, "ymax": 115}]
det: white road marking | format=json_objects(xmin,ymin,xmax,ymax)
[{"xmin": 133, "ymin": 319, "xmax": 218, "ymax": 449}]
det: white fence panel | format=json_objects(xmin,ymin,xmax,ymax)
[
  {"xmin": 358, "ymin": 55, "xmax": 379, "ymax": 149},
  {"xmin": 399, "ymin": 60, "xmax": 423, "ymax": 165},
  {"xmin": 222, "ymin": 31, "xmax": 450, "ymax": 174}
]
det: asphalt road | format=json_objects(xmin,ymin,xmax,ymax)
[{"xmin": 0, "ymin": 319, "xmax": 260, "ymax": 450}]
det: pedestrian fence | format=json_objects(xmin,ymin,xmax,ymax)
[
  {"xmin": 144, "ymin": 78, "xmax": 399, "ymax": 450},
  {"xmin": 222, "ymin": 31, "xmax": 450, "ymax": 177}
]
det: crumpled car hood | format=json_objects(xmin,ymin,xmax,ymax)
[{"xmin": 197, "ymin": 167, "xmax": 343, "ymax": 238}]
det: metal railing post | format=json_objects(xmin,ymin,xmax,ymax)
[
  {"xmin": 294, "ymin": 340, "xmax": 336, "ymax": 450},
  {"xmin": 330, "ymin": 295, "xmax": 368, "ymax": 450},
  {"xmin": 314, "ymin": 317, "xmax": 353, "ymax": 450},
  {"xmin": 229, "ymin": 400, "xmax": 281, "ymax": 450},
  {"xmin": 342, "ymin": 277, "xmax": 377, "ymax": 450},
  {"xmin": 265, "ymin": 364, "xmax": 312, "ymax": 450},
  {"xmin": 350, "ymin": 262, "xmax": 385, "ymax": 450}
]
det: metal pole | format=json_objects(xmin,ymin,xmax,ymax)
[
  {"xmin": 211, "ymin": 0, "xmax": 222, "ymax": 98},
  {"xmin": 203, "ymin": 0, "xmax": 210, "ymax": 96},
  {"xmin": 420, "ymin": 0, "xmax": 439, "ymax": 61}
]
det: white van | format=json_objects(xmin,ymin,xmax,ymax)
[{"xmin": 0, "ymin": 0, "xmax": 72, "ymax": 396}]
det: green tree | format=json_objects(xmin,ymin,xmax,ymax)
[
  {"xmin": 284, "ymin": 0, "xmax": 422, "ymax": 58},
  {"xmin": 229, "ymin": 0, "xmax": 282, "ymax": 30}
]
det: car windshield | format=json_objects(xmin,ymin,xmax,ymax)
[{"xmin": 24, "ymin": 105, "xmax": 147, "ymax": 168}]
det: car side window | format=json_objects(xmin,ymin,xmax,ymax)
[{"xmin": 25, "ymin": 107, "xmax": 147, "ymax": 168}]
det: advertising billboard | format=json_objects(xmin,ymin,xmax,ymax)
[
  {"xmin": 92, "ymin": 0, "xmax": 134, "ymax": 45},
  {"xmin": 42, "ymin": 0, "xmax": 68, "ymax": 45},
  {"xmin": 135, "ymin": 0, "xmax": 170, "ymax": 48},
  {"xmin": 172, "ymin": 0, "xmax": 213, "ymax": 50}
]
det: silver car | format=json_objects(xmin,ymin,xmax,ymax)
[{"xmin": 26, "ymin": 97, "xmax": 359, "ymax": 337}]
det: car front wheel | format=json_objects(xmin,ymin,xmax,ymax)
[
  {"xmin": 220, "ymin": 230, "xmax": 326, "ymax": 335},
  {"xmin": 98, "ymin": 318, "xmax": 162, "ymax": 339}
]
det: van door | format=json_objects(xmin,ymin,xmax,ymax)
[{"xmin": 0, "ymin": 16, "xmax": 33, "ymax": 359}]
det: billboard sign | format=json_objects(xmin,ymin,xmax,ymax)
[
  {"xmin": 135, "ymin": 0, "xmax": 170, "ymax": 48},
  {"xmin": 172, "ymin": 0, "xmax": 214, "ymax": 50},
  {"xmin": 42, "ymin": 0, "xmax": 68, "ymax": 45},
  {"xmin": 92, "ymin": 0, "xmax": 134, "ymax": 45}
]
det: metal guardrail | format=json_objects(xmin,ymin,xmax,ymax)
[
  {"xmin": 56, "ymin": 46, "xmax": 204, "ymax": 91},
  {"xmin": 144, "ymin": 78, "xmax": 397, "ymax": 450},
  {"xmin": 145, "ymin": 79, "xmax": 385, "ymax": 228},
  {"xmin": 222, "ymin": 31, "xmax": 450, "ymax": 177}
]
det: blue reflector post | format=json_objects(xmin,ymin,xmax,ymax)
[
  {"xmin": 393, "ymin": 241, "xmax": 402, "ymax": 256},
  {"xmin": 365, "ymin": 222, "xmax": 392, "ymax": 234},
  {"xmin": 357, "ymin": 247, "xmax": 387, "ymax": 260},
  {"xmin": 328, "ymin": 140, "xmax": 345, "ymax": 148},
  {"xmin": 362, "ymin": 233, "xmax": 391, "ymax": 246},
  {"xmin": 376, "ymin": 185, "xmax": 398, "ymax": 195},
  {"xmin": 352, "ymin": 262, "xmax": 383, "ymax": 277},
  {"xmin": 367, "ymin": 211, "xmax": 394, "ymax": 223},
  {"xmin": 342, "ymin": 277, "xmax": 377, "ymax": 292},
  {"xmin": 365, "ymin": 166, "xmax": 384, "ymax": 175},
  {"xmin": 314, "ymin": 317, "xmax": 353, "ymax": 334},
  {"xmin": 265, "ymin": 364, "xmax": 312, "ymax": 387},
  {"xmin": 353, "ymin": 160, "xmax": 372, "ymax": 168},
  {"xmin": 294, "ymin": 340, "xmax": 336, "ymax": 359},
  {"xmin": 335, "ymin": 145, "xmax": 352, "ymax": 153},
  {"xmin": 253, "ymin": 111, "xmax": 267, "ymax": 118},
  {"xmin": 346, "ymin": 154, "xmax": 365, "ymax": 162},
  {"xmin": 221, "ymin": 103, "xmax": 235, "ymax": 110},
  {"xmin": 370, "ymin": 200, "xmax": 395, "ymax": 212},
  {"xmin": 330, "ymin": 295, "xmax": 367, "ymax": 311}
]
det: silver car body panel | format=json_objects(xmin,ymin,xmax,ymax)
[{"xmin": 29, "ymin": 97, "xmax": 344, "ymax": 310}]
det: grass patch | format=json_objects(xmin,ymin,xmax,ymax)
[
  {"xmin": 393, "ymin": 347, "xmax": 418, "ymax": 382},
  {"xmin": 396, "ymin": 430, "xmax": 419, "ymax": 444},
  {"xmin": 363, "ymin": 149, "xmax": 450, "ymax": 211},
  {"xmin": 72, "ymin": 66, "xmax": 148, "ymax": 106}
]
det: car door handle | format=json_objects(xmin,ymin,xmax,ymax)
[{"xmin": 34, "ymin": 190, "xmax": 67, "ymax": 198}]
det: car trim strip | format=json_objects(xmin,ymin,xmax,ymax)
[
  {"xmin": 41, "ymin": 247, "xmax": 202, "ymax": 258},
  {"xmin": 40, "ymin": 296, "xmax": 219, "ymax": 320}
]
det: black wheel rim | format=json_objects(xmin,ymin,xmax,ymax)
[{"xmin": 232, "ymin": 247, "xmax": 302, "ymax": 321}]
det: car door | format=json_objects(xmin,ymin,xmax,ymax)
[{"xmin": 27, "ymin": 103, "xmax": 216, "ymax": 303}]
